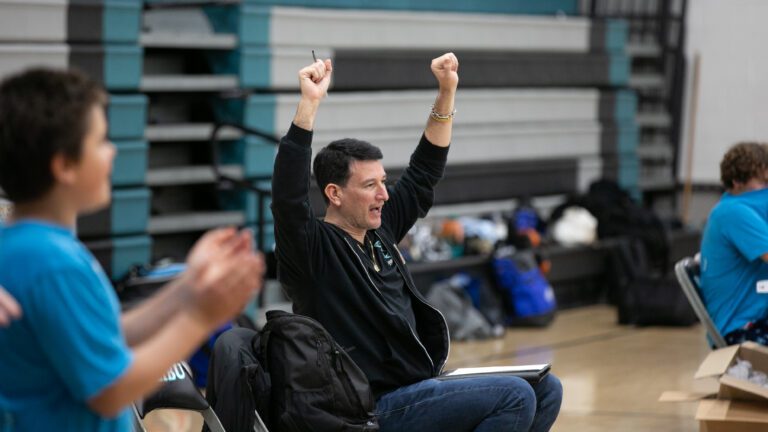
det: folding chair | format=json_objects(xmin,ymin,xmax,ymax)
[
  {"xmin": 674, "ymin": 256, "xmax": 727, "ymax": 349},
  {"xmin": 132, "ymin": 362, "xmax": 226, "ymax": 432}
]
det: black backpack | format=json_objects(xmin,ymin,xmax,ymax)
[
  {"xmin": 608, "ymin": 238, "xmax": 697, "ymax": 326},
  {"xmin": 205, "ymin": 310, "xmax": 379, "ymax": 432},
  {"xmin": 260, "ymin": 310, "xmax": 379, "ymax": 431}
]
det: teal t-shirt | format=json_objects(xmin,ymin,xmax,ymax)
[
  {"xmin": 0, "ymin": 220, "xmax": 132, "ymax": 431},
  {"xmin": 701, "ymin": 189, "xmax": 768, "ymax": 337}
]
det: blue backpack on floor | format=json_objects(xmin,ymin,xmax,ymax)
[{"xmin": 492, "ymin": 247, "xmax": 556, "ymax": 327}]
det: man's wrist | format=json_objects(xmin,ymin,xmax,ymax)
[
  {"xmin": 437, "ymin": 86, "xmax": 457, "ymax": 96},
  {"xmin": 299, "ymin": 96, "xmax": 322, "ymax": 107},
  {"xmin": 293, "ymin": 98, "xmax": 321, "ymax": 131}
]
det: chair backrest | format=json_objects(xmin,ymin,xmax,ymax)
[
  {"xmin": 673, "ymin": 257, "xmax": 727, "ymax": 349},
  {"xmin": 132, "ymin": 362, "xmax": 226, "ymax": 432}
]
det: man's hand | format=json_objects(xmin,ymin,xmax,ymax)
[
  {"xmin": 293, "ymin": 58, "xmax": 332, "ymax": 130},
  {"xmin": 182, "ymin": 228, "xmax": 264, "ymax": 329},
  {"xmin": 431, "ymin": 52, "xmax": 459, "ymax": 92},
  {"xmin": 0, "ymin": 286, "xmax": 21, "ymax": 327},
  {"xmin": 299, "ymin": 59, "xmax": 333, "ymax": 102}
]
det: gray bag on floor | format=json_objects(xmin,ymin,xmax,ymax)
[{"xmin": 427, "ymin": 277, "xmax": 495, "ymax": 341}]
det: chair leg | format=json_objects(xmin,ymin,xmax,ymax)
[
  {"xmin": 201, "ymin": 407, "xmax": 227, "ymax": 432},
  {"xmin": 253, "ymin": 409, "xmax": 270, "ymax": 432},
  {"xmin": 131, "ymin": 404, "xmax": 148, "ymax": 432}
]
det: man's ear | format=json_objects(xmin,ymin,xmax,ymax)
[
  {"xmin": 325, "ymin": 183, "xmax": 343, "ymax": 207},
  {"xmin": 50, "ymin": 153, "xmax": 77, "ymax": 185}
]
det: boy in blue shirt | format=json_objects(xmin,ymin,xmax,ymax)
[
  {"xmin": 701, "ymin": 142, "xmax": 768, "ymax": 344},
  {"xmin": 0, "ymin": 68, "xmax": 264, "ymax": 431}
]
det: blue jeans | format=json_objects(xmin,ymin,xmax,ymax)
[{"xmin": 375, "ymin": 374, "xmax": 562, "ymax": 432}]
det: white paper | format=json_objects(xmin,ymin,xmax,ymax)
[{"xmin": 444, "ymin": 364, "xmax": 549, "ymax": 376}]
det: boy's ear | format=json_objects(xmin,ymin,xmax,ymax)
[
  {"xmin": 50, "ymin": 153, "xmax": 78, "ymax": 185},
  {"xmin": 324, "ymin": 183, "xmax": 342, "ymax": 207}
]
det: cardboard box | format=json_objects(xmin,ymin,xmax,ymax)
[
  {"xmin": 662, "ymin": 342, "xmax": 768, "ymax": 431},
  {"xmin": 695, "ymin": 342, "xmax": 768, "ymax": 403},
  {"xmin": 696, "ymin": 399, "xmax": 768, "ymax": 432}
]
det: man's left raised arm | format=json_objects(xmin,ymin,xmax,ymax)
[
  {"xmin": 381, "ymin": 53, "xmax": 458, "ymax": 242},
  {"xmin": 424, "ymin": 52, "xmax": 459, "ymax": 147}
]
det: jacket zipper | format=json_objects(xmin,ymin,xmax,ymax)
[
  {"xmin": 379, "ymin": 234, "xmax": 450, "ymax": 374},
  {"xmin": 341, "ymin": 236, "xmax": 436, "ymax": 373}
]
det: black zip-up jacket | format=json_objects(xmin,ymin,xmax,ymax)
[{"xmin": 271, "ymin": 124, "xmax": 451, "ymax": 398}]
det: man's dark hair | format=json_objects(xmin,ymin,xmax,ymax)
[
  {"xmin": 0, "ymin": 68, "xmax": 107, "ymax": 203},
  {"xmin": 313, "ymin": 138, "xmax": 383, "ymax": 205},
  {"xmin": 720, "ymin": 142, "xmax": 768, "ymax": 190}
]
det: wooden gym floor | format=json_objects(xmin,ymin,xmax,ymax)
[{"xmin": 143, "ymin": 305, "xmax": 715, "ymax": 431}]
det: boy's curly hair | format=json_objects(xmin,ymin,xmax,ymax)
[{"xmin": 720, "ymin": 142, "xmax": 768, "ymax": 189}]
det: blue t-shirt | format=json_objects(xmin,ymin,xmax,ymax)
[
  {"xmin": 0, "ymin": 220, "xmax": 133, "ymax": 431},
  {"xmin": 701, "ymin": 189, "xmax": 768, "ymax": 337}
]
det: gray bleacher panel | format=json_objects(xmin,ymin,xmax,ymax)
[
  {"xmin": 309, "ymin": 122, "xmax": 602, "ymax": 169},
  {"xmin": 0, "ymin": 0, "xmax": 66, "ymax": 42},
  {"xmin": 331, "ymin": 50, "xmax": 629, "ymax": 90},
  {"xmin": 262, "ymin": 7, "xmax": 591, "ymax": 51},
  {"xmin": 0, "ymin": 44, "xmax": 68, "ymax": 77},
  {"xmin": 306, "ymin": 158, "xmax": 581, "ymax": 216},
  {"xmin": 238, "ymin": 89, "xmax": 634, "ymax": 170},
  {"xmin": 256, "ymin": 89, "xmax": 606, "ymax": 134},
  {"xmin": 0, "ymin": 1, "xmax": 140, "ymax": 43},
  {"xmin": 0, "ymin": 43, "xmax": 141, "ymax": 90},
  {"xmin": 217, "ymin": 7, "xmax": 627, "ymax": 90}
]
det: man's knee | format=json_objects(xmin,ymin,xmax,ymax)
[
  {"xmin": 538, "ymin": 374, "xmax": 564, "ymax": 404},
  {"xmin": 498, "ymin": 377, "xmax": 538, "ymax": 420}
]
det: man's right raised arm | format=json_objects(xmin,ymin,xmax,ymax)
[{"xmin": 271, "ymin": 59, "xmax": 332, "ymax": 279}]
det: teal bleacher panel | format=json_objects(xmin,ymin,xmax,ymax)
[
  {"xmin": 84, "ymin": 234, "xmax": 152, "ymax": 279},
  {"xmin": 618, "ymin": 155, "xmax": 640, "ymax": 197},
  {"xmin": 240, "ymin": 0, "xmax": 578, "ymax": 15},
  {"xmin": 111, "ymin": 140, "xmax": 147, "ymax": 187},
  {"xmin": 604, "ymin": 19, "xmax": 628, "ymax": 53},
  {"xmin": 103, "ymin": 44, "xmax": 143, "ymax": 90},
  {"xmin": 249, "ymin": 222, "xmax": 275, "ymax": 251},
  {"xmin": 111, "ymin": 188, "xmax": 151, "ymax": 235},
  {"xmin": 76, "ymin": 187, "xmax": 149, "ymax": 238},
  {"xmin": 612, "ymin": 90, "xmax": 637, "ymax": 122},
  {"xmin": 102, "ymin": 1, "xmax": 142, "ymax": 44},
  {"xmin": 206, "ymin": 47, "xmax": 269, "ymax": 89},
  {"xmin": 616, "ymin": 121, "xmax": 639, "ymax": 155},
  {"xmin": 107, "ymin": 94, "xmax": 147, "ymax": 139},
  {"xmin": 245, "ymin": 187, "xmax": 272, "ymax": 224},
  {"xmin": 203, "ymin": 4, "xmax": 270, "ymax": 46},
  {"xmin": 608, "ymin": 52, "xmax": 630, "ymax": 86},
  {"xmin": 217, "ymin": 137, "xmax": 276, "ymax": 179},
  {"xmin": 111, "ymin": 235, "xmax": 152, "ymax": 279},
  {"xmin": 218, "ymin": 183, "xmax": 271, "ymax": 226},
  {"xmin": 212, "ymin": 94, "xmax": 276, "ymax": 134}
]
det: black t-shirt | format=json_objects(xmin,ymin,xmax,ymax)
[{"xmin": 354, "ymin": 232, "xmax": 417, "ymax": 330}]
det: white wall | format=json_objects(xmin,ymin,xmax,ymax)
[{"xmin": 681, "ymin": 0, "xmax": 768, "ymax": 185}]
